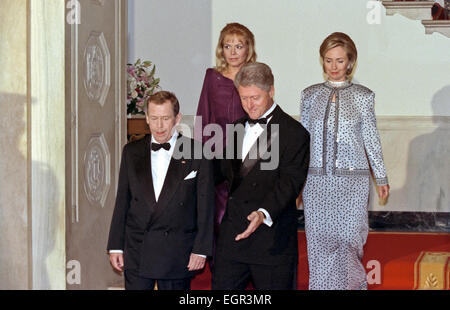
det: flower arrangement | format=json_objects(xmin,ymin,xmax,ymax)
[{"xmin": 127, "ymin": 59, "xmax": 160, "ymax": 115}]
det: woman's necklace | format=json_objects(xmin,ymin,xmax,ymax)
[{"xmin": 328, "ymin": 80, "xmax": 348, "ymax": 87}]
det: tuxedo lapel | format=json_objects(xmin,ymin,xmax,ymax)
[
  {"xmin": 135, "ymin": 135, "xmax": 157, "ymax": 207},
  {"xmin": 240, "ymin": 105, "xmax": 281, "ymax": 178},
  {"xmin": 232, "ymin": 122, "xmax": 245, "ymax": 175},
  {"xmin": 227, "ymin": 119, "xmax": 245, "ymax": 193}
]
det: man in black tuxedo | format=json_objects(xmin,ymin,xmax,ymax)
[
  {"xmin": 212, "ymin": 62, "xmax": 310, "ymax": 290},
  {"xmin": 107, "ymin": 91, "xmax": 214, "ymax": 290}
]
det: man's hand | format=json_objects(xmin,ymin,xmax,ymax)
[
  {"xmin": 187, "ymin": 254, "xmax": 206, "ymax": 271},
  {"xmin": 296, "ymin": 192, "xmax": 303, "ymax": 209},
  {"xmin": 235, "ymin": 211, "xmax": 265, "ymax": 241},
  {"xmin": 109, "ymin": 253, "xmax": 124, "ymax": 273}
]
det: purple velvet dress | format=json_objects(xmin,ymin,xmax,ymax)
[{"xmin": 195, "ymin": 68, "xmax": 246, "ymax": 232}]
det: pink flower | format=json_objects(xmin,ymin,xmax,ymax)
[
  {"xmin": 127, "ymin": 65, "xmax": 135, "ymax": 74},
  {"xmin": 127, "ymin": 59, "xmax": 160, "ymax": 114}
]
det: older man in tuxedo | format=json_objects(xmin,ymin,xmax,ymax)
[
  {"xmin": 107, "ymin": 91, "xmax": 214, "ymax": 290},
  {"xmin": 212, "ymin": 62, "xmax": 310, "ymax": 290}
]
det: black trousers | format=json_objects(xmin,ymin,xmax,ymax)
[
  {"xmin": 124, "ymin": 269, "xmax": 191, "ymax": 290},
  {"xmin": 212, "ymin": 255, "xmax": 297, "ymax": 290}
]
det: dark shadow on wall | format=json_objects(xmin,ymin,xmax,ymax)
[
  {"xmin": 0, "ymin": 92, "xmax": 28, "ymax": 289},
  {"xmin": 0, "ymin": 93, "xmax": 60, "ymax": 289},
  {"xmin": 372, "ymin": 86, "xmax": 450, "ymax": 232},
  {"xmin": 32, "ymin": 160, "xmax": 59, "ymax": 289},
  {"xmin": 403, "ymin": 86, "xmax": 449, "ymax": 214}
]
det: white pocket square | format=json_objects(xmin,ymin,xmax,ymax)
[{"xmin": 184, "ymin": 171, "xmax": 197, "ymax": 180}]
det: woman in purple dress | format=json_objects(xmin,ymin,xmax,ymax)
[{"xmin": 195, "ymin": 22, "xmax": 257, "ymax": 236}]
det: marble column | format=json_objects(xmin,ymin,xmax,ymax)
[
  {"xmin": 0, "ymin": 0, "xmax": 66, "ymax": 289},
  {"xmin": 30, "ymin": 0, "xmax": 66, "ymax": 290}
]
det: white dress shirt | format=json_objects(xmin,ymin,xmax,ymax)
[
  {"xmin": 242, "ymin": 102, "xmax": 277, "ymax": 227},
  {"xmin": 151, "ymin": 131, "xmax": 178, "ymax": 201}
]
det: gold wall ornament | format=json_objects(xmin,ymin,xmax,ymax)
[
  {"xmin": 424, "ymin": 273, "xmax": 438, "ymax": 288},
  {"xmin": 414, "ymin": 251, "xmax": 450, "ymax": 290}
]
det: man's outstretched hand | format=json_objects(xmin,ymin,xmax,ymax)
[{"xmin": 235, "ymin": 211, "xmax": 265, "ymax": 241}]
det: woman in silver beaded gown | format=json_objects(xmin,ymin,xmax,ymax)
[{"xmin": 300, "ymin": 33, "xmax": 390, "ymax": 290}]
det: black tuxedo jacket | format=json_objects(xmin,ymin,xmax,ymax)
[
  {"xmin": 107, "ymin": 135, "xmax": 214, "ymax": 279},
  {"xmin": 215, "ymin": 105, "xmax": 310, "ymax": 265}
]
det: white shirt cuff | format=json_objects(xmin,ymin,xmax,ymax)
[
  {"xmin": 193, "ymin": 253, "xmax": 207, "ymax": 258},
  {"xmin": 258, "ymin": 208, "xmax": 273, "ymax": 227},
  {"xmin": 109, "ymin": 251, "xmax": 206, "ymax": 258},
  {"xmin": 109, "ymin": 250, "xmax": 123, "ymax": 254}
]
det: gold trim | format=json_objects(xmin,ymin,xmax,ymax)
[
  {"xmin": 297, "ymin": 230, "xmax": 450, "ymax": 236},
  {"xmin": 414, "ymin": 251, "xmax": 450, "ymax": 290},
  {"xmin": 414, "ymin": 251, "xmax": 426, "ymax": 290}
]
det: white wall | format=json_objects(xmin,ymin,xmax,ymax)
[
  {"xmin": 209, "ymin": 0, "xmax": 450, "ymax": 213},
  {"xmin": 128, "ymin": 0, "xmax": 212, "ymax": 115},
  {"xmin": 129, "ymin": 0, "xmax": 450, "ymax": 116},
  {"xmin": 128, "ymin": 0, "xmax": 450, "ymax": 213},
  {"xmin": 212, "ymin": 0, "xmax": 450, "ymax": 117}
]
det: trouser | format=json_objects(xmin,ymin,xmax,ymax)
[
  {"xmin": 212, "ymin": 255, "xmax": 297, "ymax": 290},
  {"xmin": 124, "ymin": 269, "xmax": 191, "ymax": 290}
]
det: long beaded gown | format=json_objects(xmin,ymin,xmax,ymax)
[{"xmin": 301, "ymin": 80, "xmax": 388, "ymax": 290}]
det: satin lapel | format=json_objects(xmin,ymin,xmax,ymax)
[
  {"xmin": 233, "ymin": 123, "xmax": 244, "ymax": 174},
  {"xmin": 226, "ymin": 119, "xmax": 246, "ymax": 194},
  {"xmin": 240, "ymin": 105, "xmax": 281, "ymax": 178},
  {"xmin": 150, "ymin": 137, "xmax": 191, "ymax": 223},
  {"xmin": 135, "ymin": 135, "xmax": 157, "ymax": 207},
  {"xmin": 229, "ymin": 119, "xmax": 245, "ymax": 181}
]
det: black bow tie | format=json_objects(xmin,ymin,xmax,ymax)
[
  {"xmin": 151, "ymin": 142, "xmax": 171, "ymax": 152},
  {"xmin": 248, "ymin": 118, "xmax": 268, "ymax": 125},
  {"xmin": 247, "ymin": 111, "xmax": 274, "ymax": 126}
]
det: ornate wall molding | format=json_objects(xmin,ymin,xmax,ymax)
[
  {"xmin": 114, "ymin": 0, "xmax": 126, "ymax": 193},
  {"xmin": 92, "ymin": 0, "xmax": 105, "ymax": 6},
  {"xmin": 83, "ymin": 31, "xmax": 110, "ymax": 107},
  {"xmin": 70, "ymin": 21, "xmax": 79, "ymax": 223},
  {"xmin": 376, "ymin": 116, "xmax": 450, "ymax": 130},
  {"xmin": 83, "ymin": 133, "xmax": 111, "ymax": 208},
  {"xmin": 382, "ymin": 1, "xmax": 434, "ymax": 20}
]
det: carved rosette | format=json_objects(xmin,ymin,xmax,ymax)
[
  {"xmin": 92, "ymin": 0, "xmax": 105, "ymax": 6},
  {"xmin": 83, "ymin": 31, "xmax": 110, "ymax": 107},
  {"xmin": 83, "ymin": 134, "xmax": 111, "ymax": 208}
]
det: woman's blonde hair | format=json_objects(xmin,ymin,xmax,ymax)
[
  {"xmin": 215, "ymin": 23, "xmax": 257, "ymax": 73},
  {"xmin": 320, "ymin": 32, "xmax": 358, "ymax": 76}
]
